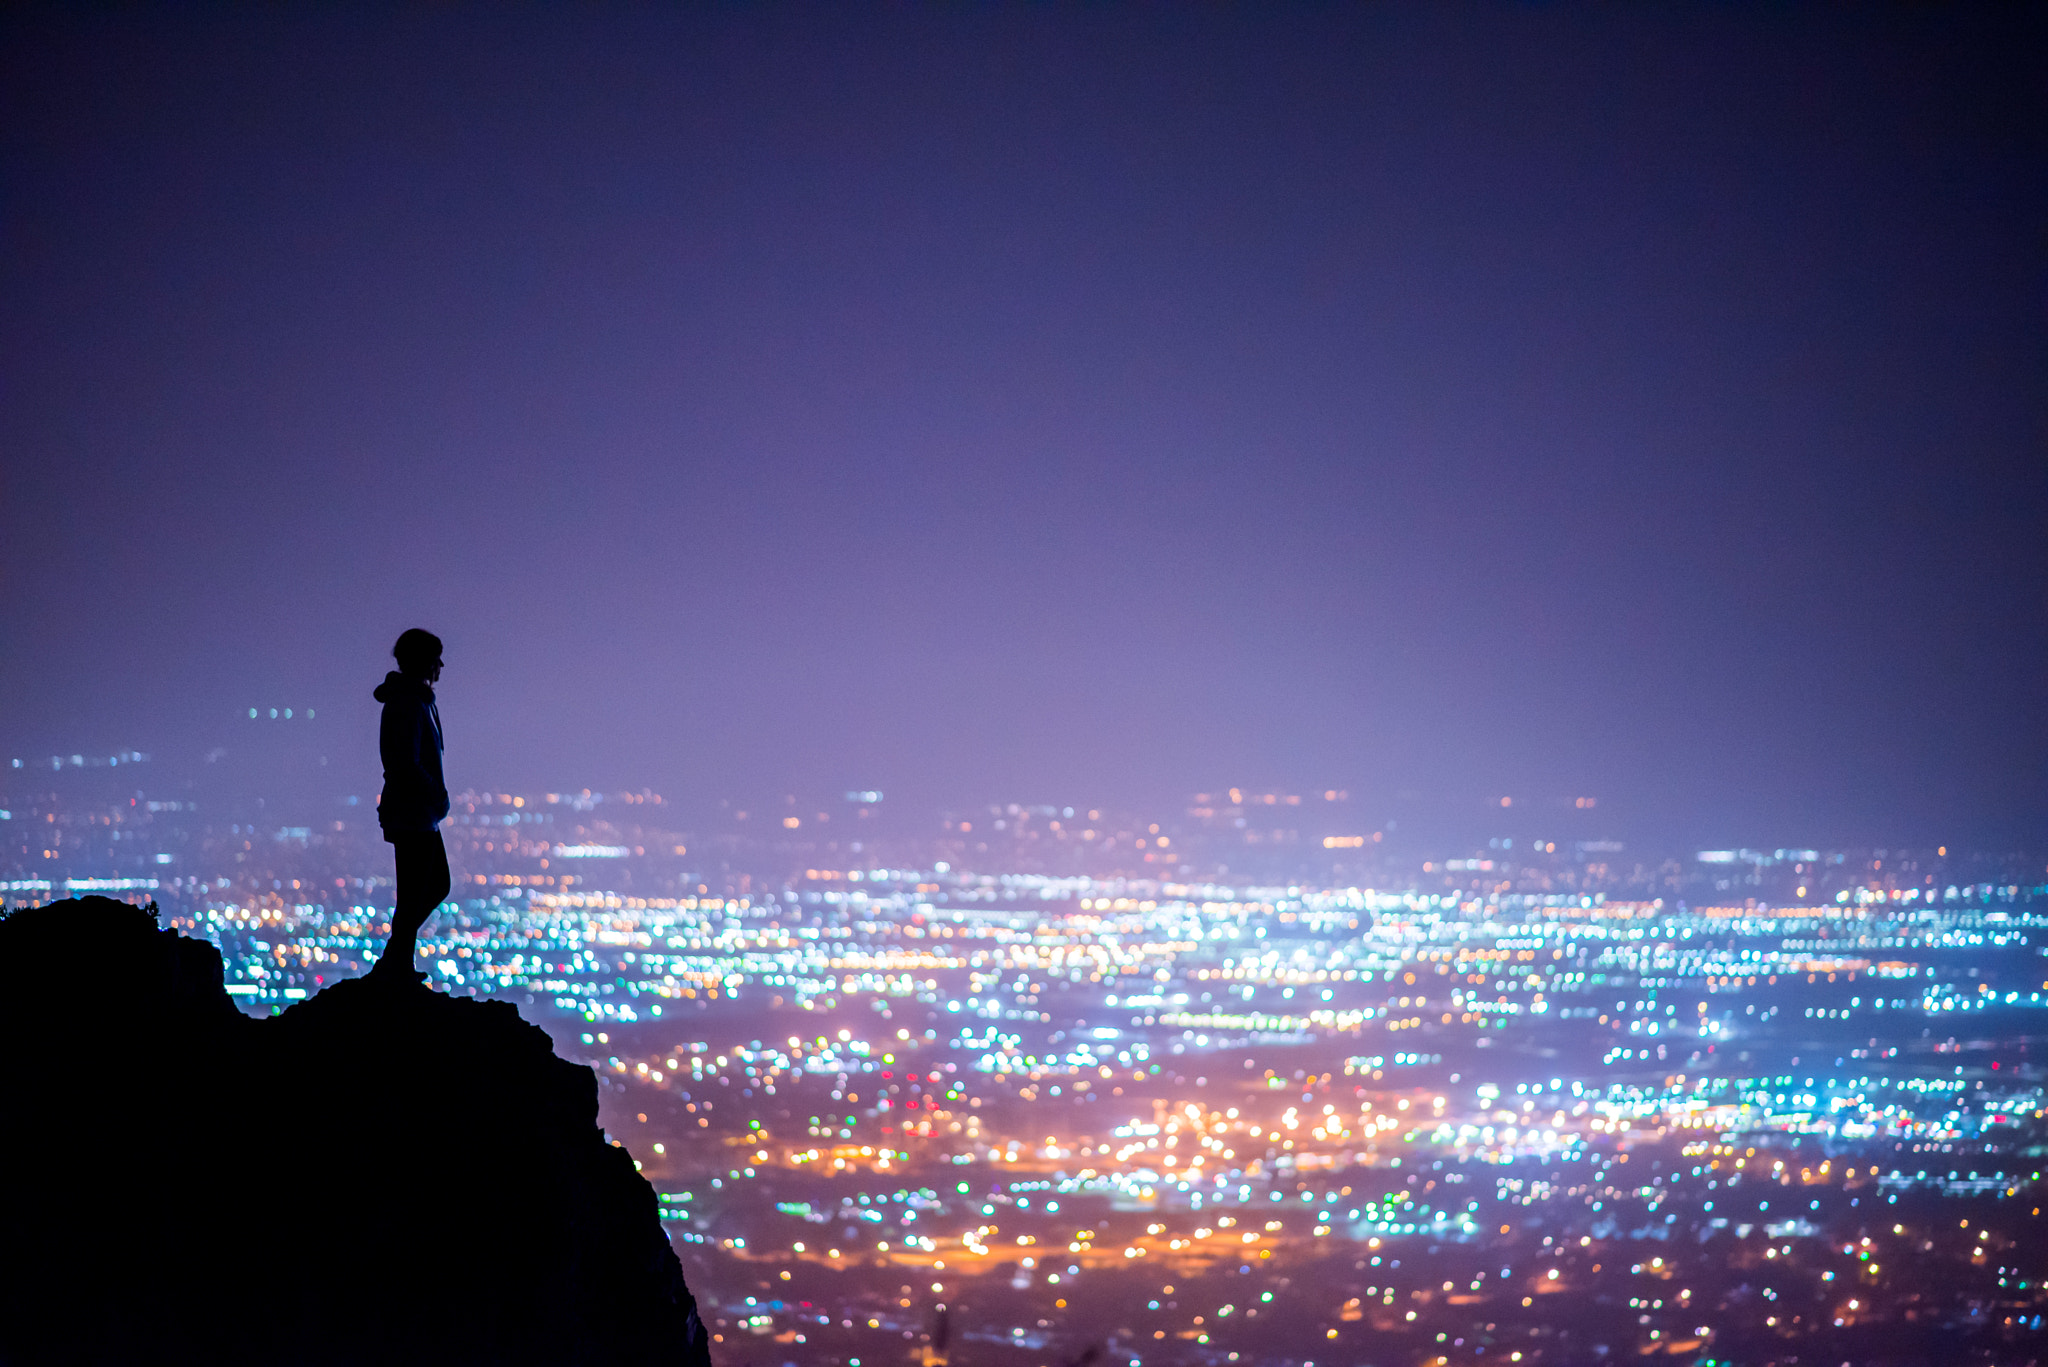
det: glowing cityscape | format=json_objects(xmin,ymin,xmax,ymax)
[{"xmin": 6, "ymin": 777, "xmax": 2045, "ymax": 1364}]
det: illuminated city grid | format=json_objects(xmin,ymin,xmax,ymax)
[{"xmin": 4, "ymin": 784, "xmax": 2047, "ymax": 1363}]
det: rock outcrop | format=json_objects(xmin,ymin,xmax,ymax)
[{"xmin": 0, "ymin": 897, "xmax": 710, "ymax": 1366}]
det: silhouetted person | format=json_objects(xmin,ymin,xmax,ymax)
[{"xmin": 369, "ymin": 628, "xmax": 450, "ymax": 985}]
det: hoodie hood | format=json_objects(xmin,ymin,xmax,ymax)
[{"xmin": 374, "ymin": 671, "xmax": 436, "ymax": 705}]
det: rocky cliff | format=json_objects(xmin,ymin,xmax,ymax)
[{"xmin": 0, "ymin": 897, "xmax": 710, "ymax": 1366}]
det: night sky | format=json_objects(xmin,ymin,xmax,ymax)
[{"xmin": 3, "ymin": 7, "xmax": 2042, "ymax": 846}]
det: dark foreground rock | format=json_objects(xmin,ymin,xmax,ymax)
[{"xmin": 0, "ymin": 897, "xmax": 710, "ymax": 1366}]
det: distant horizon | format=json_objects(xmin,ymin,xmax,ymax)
[{"xmin": 7, "ymin": 742, "xmax": 2041, "ymax": 861}]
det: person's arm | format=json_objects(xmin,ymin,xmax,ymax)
[
  {"xmin": 380, "ymin": 700, "xmax": 433, "ymax": 807},
  {"xmin": 423, "ymin": 702, "xmax": 449, "ymax": 823}
]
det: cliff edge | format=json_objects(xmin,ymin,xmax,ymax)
[{"xmin": 0, "ymin": 897, "xmax": 711, "ymax": 1366}]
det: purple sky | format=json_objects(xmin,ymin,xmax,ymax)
[{"xmin": 3, "ymin": 7, "xmax": 2043, "ymax": 846}]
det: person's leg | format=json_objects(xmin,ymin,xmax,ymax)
[{"xmin": 381, "ymin": 832, "xmax": 450, "ymax": 978}]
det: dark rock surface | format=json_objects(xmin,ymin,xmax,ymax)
[{"xmin": 0, "ymin": 897, "xmax": 711, "ymax": 1366}]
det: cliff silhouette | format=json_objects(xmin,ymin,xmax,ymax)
[{"xmin": 0, "ymin": 897, "xmax": 712, "ymax": 1366}]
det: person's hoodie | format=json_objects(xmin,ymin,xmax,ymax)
[{"xmin": 374, "ymin": 671, "xmax": 447, "ymax": 837}]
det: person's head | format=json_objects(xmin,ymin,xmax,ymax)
[{"xmin": 392, "ymin": 628, "xmax": 444, "ymax": 683}]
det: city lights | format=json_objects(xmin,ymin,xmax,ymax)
[{"xmin": 6, "ymin": 781, "xmax": 2044, "ymax": 1362}]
